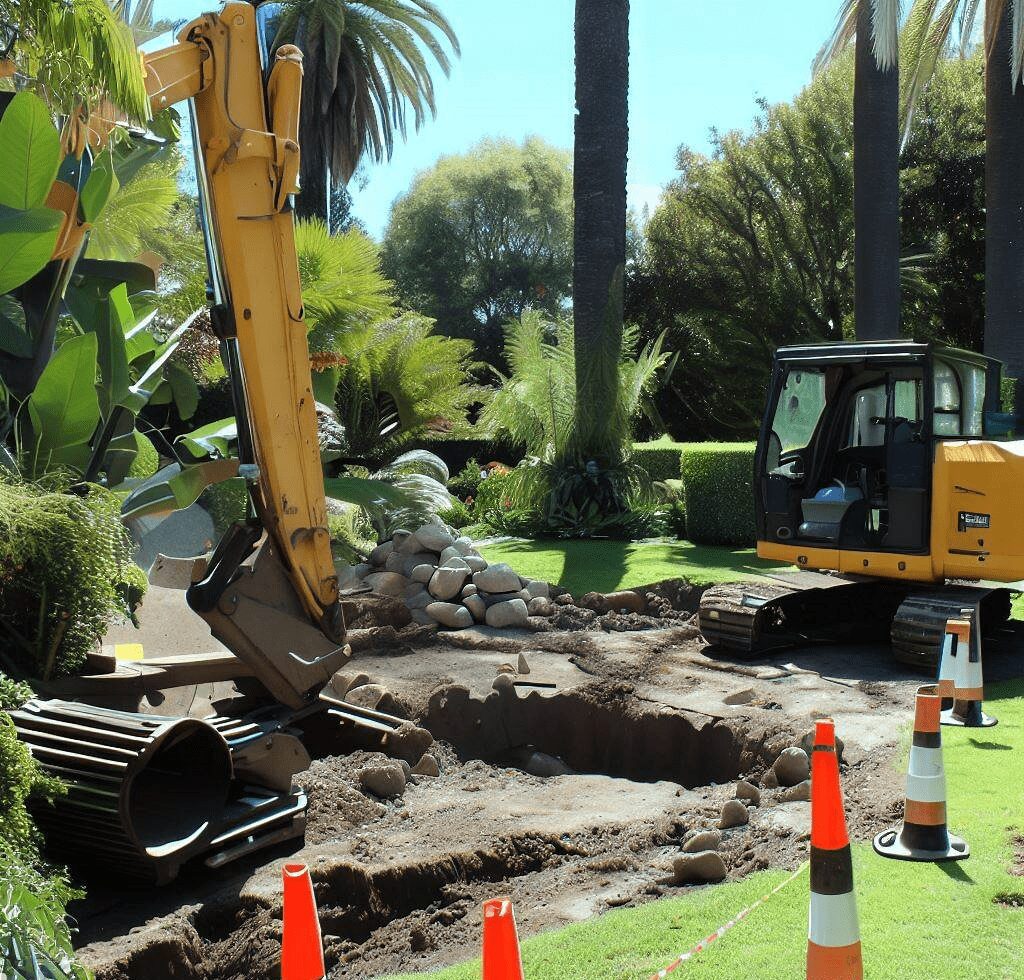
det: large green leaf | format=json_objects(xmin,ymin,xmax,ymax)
[
  {"xmin": 120, "ymin": 313, "xmax": 194, "ymax": 413},
  {"xmin": 27, "ymin": 333, "xmax": 100, "ymax": 461},
  {"xmin": 120, "ymin": 458, "xmax": 240, "ymax": 521},
  {"xmin": 65, "ymin": 281, "xmax": 132, "ymax": 416},
  {"xmin": 312, "ymin": 365, "xmax": 341, "ymax": 404},
  {"xmin": 176, "ymin": 417, "xmax": 237, "ymax": 459},
  {"xmin": 0, "ymin": 92, "xmax": 62, "ymax": 211},
  {"xmin": 0, "ymin": 206, "xmax": 62, "ymax": 295},
  {"xmin": 80, "ymin": 149, "xmax": 120, "ymax": 223},
  {"xmin": 0, "ymin": 296, "xmax": 31, "ymax": 358},
  {"xmin": 166, "ymin": 361, "xmax": 200, "ymax": 420}
]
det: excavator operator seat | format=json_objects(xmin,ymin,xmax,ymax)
[{"xmin": 799, "ymin": 481, "xmax": 863, "ymax": 543}]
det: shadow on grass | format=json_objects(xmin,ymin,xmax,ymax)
[
  {"xmin": 935, "ymin": 860, "xmax": 975, "ymax": 884},
  {"xmin": 968, "ymin": 739, "xmax": 1013, "ymax": 751}
]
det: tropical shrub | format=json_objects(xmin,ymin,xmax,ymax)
[
  {"xmin": 679, "ymin": 443, "xmax": 757, "ymax": 546},
  {"xmin": 0, "ymin": 477, "xmax": 142, "ymax": 680},
  {"xmin": 438, "ymin": 498, "xmax": 473, "ymax": 530},
  {"xmin": 447, "ymin": 458, "xmax": 485, "ymax": 501},
  {"xmin": 476, "ymin": 311, "xmax": 670, "ymax": 538}
]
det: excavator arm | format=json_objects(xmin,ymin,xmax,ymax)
[{"xmin": 143, "ymin": 3, "xmax": 349, "ymax": 708}]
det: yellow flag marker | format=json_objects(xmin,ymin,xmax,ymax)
[{"xmin": 114, "ymin": 643, "xmax": 144, "ymax": 662}]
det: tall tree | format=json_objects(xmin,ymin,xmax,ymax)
[
  {"xmin": 899, "ymin": 0, "xmax": 1024, "ymax": 407},
  {"xmin": 273, "ymin": 0, "xmax": 459, "ymax": 226},
  {"xmin": 984, "ymin": 0, "xmax": 1024, "ymax": 410},
  {"xmin": 819, "ymin": 1, "xmax": 904, "ymax": 341},
  {"xmin": 573, "ymin": 0, "xmax": 629, "ymax": 465}
]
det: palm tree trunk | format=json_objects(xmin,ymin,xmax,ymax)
[
  {"xmin": 853, "ymin": 0, "xmax": 901, "ymax": 340},
  {"xmin": 985, "ymin": 0, "xmax": 1024, "ymax": 414},
  {"xmin": 573, "ymin": 0, "xmax": 629, "ymax": 465},
  {"xmin": 295, "ymin": 146, "xmax": 330, "ymax": 227}
]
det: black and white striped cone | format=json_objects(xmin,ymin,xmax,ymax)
[
  {"xmin": 873, "ymin": 684, "xmax": 969, "ymax": 862},
  {"xmin": 941, "ymin": 614, "xmax": 996, "ymax": 729},
  {"xmin": 935, "ymin": 618, "xmax": 966, "ymax": 712}
]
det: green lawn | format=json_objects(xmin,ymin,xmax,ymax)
[
  {"xmin": 389, "ymin": 680, "xmax": 1024, "ymax": 980},
  {"xmin": 478, "ymin": 538, "xmax": 784, "ymax": 594}
]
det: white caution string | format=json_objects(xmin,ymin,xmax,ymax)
[{"xmin": 649, "ymin": 861, "xmax": 809, "ymax": 979}]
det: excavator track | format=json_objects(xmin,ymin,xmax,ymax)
[{"xmin": 699, "ymin": 570, "xmax": 1012, "ymax": 670}]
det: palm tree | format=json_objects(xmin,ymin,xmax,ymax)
[
  {"xmin": 273, "ymin": 0, "xmax": 459, "ymax": 226},
  {"xmin": 819, "ymin": 1, "xmax": 904, "ymax": 341},
  {"xmin": 573, "ymin": 0, "xmax": 629, "ymax": 465},
  {"xmin": 899, "ymin": 0, "xmax": 1024, "ymax": 410}
]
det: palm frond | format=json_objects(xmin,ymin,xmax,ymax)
[
  {"xmin": 85, "ymin": 157, "xmax": 178, "ymax": 260},
  {"xmin": 276, "ymin": 0, "xmax": 459, "ymax": 185}
]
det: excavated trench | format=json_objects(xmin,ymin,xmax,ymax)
[
  {"xmin": 418, "ymin": 681, "xmax": 773, "ymax": 787},
  {"xmin": 78, "ymin": 682, "xmax": 789, "ymax": 980}
]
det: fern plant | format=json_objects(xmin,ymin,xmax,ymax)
[{"xmin": 477, "ymin": 310, "xmax": 672, "ymax": 538}]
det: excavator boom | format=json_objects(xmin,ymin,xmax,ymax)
[{"xmin": 143, "ymin": 3, "xmax": 349, "ymax": 707}]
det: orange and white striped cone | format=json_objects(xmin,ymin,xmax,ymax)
[
  {"xmin": 281, "ymin": 863, "xmax": 325, "ymax": 980},
  {"xmin": 482, "ymin": 897, "xmax": 524, "ymax": 980},
  {"xmin": 935, "ymin": 617, "xmax": 965, "ymax": 711},
  {"xmin": 807, "ymin": 718, "xmax": 862, "ymax": 980},
  {"xmin": 941, "ymin": 614, "xmax": 996, "ymax": 728},
  {"xmin": 873, "ymin": 684, "xmax": 969, "ymax": 862}
]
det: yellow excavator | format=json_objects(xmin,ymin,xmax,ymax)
[
  {"xmin": 700, "ymin": 341, "xmax": 1022, "ymax": 667},
  {"xmin": 9, "ymin": 2, "xmax": 412, "ymax": 884}
]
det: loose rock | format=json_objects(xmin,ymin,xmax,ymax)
[
  {"xmin": 439, "ymin": 545, "xmax": 462, "ymax": 564},
  {"xmin": 527, "ymin": 596, "xmax": 554, "ymax": 617},
  {"xmin": 735, "ymin": 780, "xmax": 761, "ymax": 805},
  {"xmin": 718, "ymin": 799, "xmax": 750, "ymax": 829},
  {"xmin": 344, "ymin": 684, "xmax": 388, "ymax": 710},
  {"xmin": 672, "ymin": 850, "xmax": 727, "ymax": 885},
  {"xmin": 761, "ymin": 768, "xmax": 780, "ymax": 789},
  {"xmin": 723, "ymin": 688, "xmax": 757, "ymax": 706},
  {"xmin": 516, "ymin": 652, "xmax": 531, "ymax": 674},
  {"xmin": 682, "ymin": 829, "xmax": 722, "ymax": 853},
  {"xmin": 369, "ymin": 541, "xmax": 394, "ymax": 566},
  {"xmin": 411, "ymin": 563, "xmax": 435, "ymax": 584},
  {"xmin": 603, "ymin": 590, "xmax": 647, "ymax": 614},
  {"xmin": 465, "ymin": 555, "xmax": 487, "ymax": 572},
  {"xmin": 358, "ymin": 761, "xmax": 406, "ymax": 799},
  {"xmin": 772, "ymin": 747, "xmax": 810, "ymax": 787},
  {"xmin": 780, "ymin": 779, "xmax": 811, "ymax": 803},
  {"xmin": 385, "ymin": 722, "xmax": 434, "ymax": 764},
  {"xmin": 411, "ymin": 753, "xmax": 440, "ymax": 777}
]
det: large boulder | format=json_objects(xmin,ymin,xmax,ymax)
[
  {"xmin": 473, "ymin": 563, "xmax": 522, "ymax": 594},
  {"xmin": 363, "ymin": 571, "xmax": 408, "ymax": 597},
  {"xmin": 415, "ymin": 523, "xmax": 456, "ymax": 553},
  {"xmin": 485, "ymin": 598, "xmax": 529, "ymax": 629},
  {"xmin": 428, "ymin": 566, "xmax": 470, "ymax": 601},
  {"xmin": 718, "ymin": 799, "xmax": 749, "ymax": 829},
  {"xmin": 426, "ymin": 601, "xmax": 474, "ymax": 630}
]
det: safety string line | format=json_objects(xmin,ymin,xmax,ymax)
[{"xmin": 649, "ymin": 861, "xmax": 809, "ymax": 978}]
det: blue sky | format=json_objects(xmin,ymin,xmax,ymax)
[{"xmin": 152, "ymin": 1, "xmax": 838, "ymax": 239}]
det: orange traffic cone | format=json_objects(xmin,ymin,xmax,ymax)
[
  {"xmin": 941, "ymin": 613, "xmax": 997, "ymax": 728},
  {"xmin": 282, "ymin": 863, "xmax": 325, "ymax": 980},
  {"xmin": 873, "ymin": 684, "xmax": 969, "ymax": 862},
  {"xmin": 936, "ymin": 617, "xmax": 967, "ymax": 711},
  {"xmin": 807, "ymin": 718, "xmax": 862, "ymax": 980},
  {"xmin": 482, "ymin": 897, "xmax": 524, "ymax": 980}
]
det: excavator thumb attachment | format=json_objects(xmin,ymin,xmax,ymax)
[{"xmin": 188, "ymin": 526, "xmax": 351, "ymax": 708}]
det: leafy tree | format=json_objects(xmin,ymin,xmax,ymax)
[
  {"xmin": 628, "ymin": 55, "xmax": 987, "ymax": 440},
  {"xmin": 819, "ymin": 0, "xmax": 903, "ymax": 340},
  {"xmin": 381, "ymin": 137, "xmax": 573, "ymax": 366},
  {"xmin": 272, "ymin": 0, "xmax": 459, "ymax": 225},
  {"xmin": 0, "ymin": 0, "xmax": 148, "ymax": 121}
]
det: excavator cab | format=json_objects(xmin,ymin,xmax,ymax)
[{"xmin": 755, "ymin": 342, "xmax": 1005, "ymax": 569}]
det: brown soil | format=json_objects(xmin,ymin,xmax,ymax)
[{"xmin": 71, "ymin": 584, "xmax": 1024, "ymax": 979}]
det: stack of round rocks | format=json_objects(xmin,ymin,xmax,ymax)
[{"xmin": 339, "ymin": 519, "xmax": 556, "ymax": 630}]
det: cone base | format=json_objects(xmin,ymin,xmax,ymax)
[
  {"xmin": 872, "ymin": 827, "xmax": 969, "ymax": 862},
  {"xmin": 940, "ymin": 707, "xmax": 997, "ymax": 728}
]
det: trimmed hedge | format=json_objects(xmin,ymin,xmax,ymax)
[
  {"xmin": 632, "ymin": 437, "xmax": 686, "ymax": 482},
  {"xmin": 1001, "ymin": 376, "xmax": 1018, "ymax": 414},
  {"xmin": 679, "ymin": 442, "xmax": 757, "ymax": 546}
]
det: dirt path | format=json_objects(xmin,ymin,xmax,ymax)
[{"xmin": 74, "ymin": 586, "xmax": 1024, "ymax": 979}]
